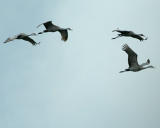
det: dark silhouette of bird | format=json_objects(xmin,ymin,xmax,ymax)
[
  {"xmin": 4, "ymin": 33, "xmax": 39, "ymax": 45},
  {"xmin": 120, "ymin": 44, "xmax": 154, "ymax": 73},
  {"xmin": 112, "ymin": 28, "xmax": 148, "ymax": 41},
  {"xmin": 37, "ymin": 21, "xmax": 72, "ymax": 41}
]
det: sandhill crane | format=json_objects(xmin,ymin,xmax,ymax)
[
  {"xmin": 37, "ymin": 21, "xmax": 72, "ymax": 41},
  {"xmin": 112, "ymin": 28, "xmax": 148, "ymax": 41},
  {"xmin": 3, "ymin": 33, "xmax": 39, "ymax": 45},
  {"xmin": 120, "ymin": 44, "xmax": 154, "ymax": 73}
]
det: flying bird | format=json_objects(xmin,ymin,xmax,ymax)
[
  {"xmin": 37, "ymin": 21, "xmax": 72, "ymax": 41},
  {"xmin": 3, "ymin": 33, "xmax": 39, "ymax": 45},
  {"xmin": 120, "ymin": 44, "xmax": 154, "ymax": 73},
  {"xmin": 112, "ymin": 28, "xmax": 148, "ymax": 41}
]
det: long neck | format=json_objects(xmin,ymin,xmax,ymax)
[
  {"xmin": 140, "ymin": 61, "xmax": 149, "ymax": 67},
  {"xmin": 142, "ymin": 65, "xmax": 154, "ymax": 70}
]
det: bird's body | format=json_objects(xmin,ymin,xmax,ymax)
[
  {"xmin": 112, "ymin": 29, "xmax": 148, "ymax": 41},
  {"xmin": 120, "ymin": 44, "xmax": 154, "ymax": 73},
  {"xmin": 37, "ymin": 21, "xmax": 72, "ymax": 41},
  {"xmin": 4, "ymin": 33, "xmax": 39, "ymax": 45}
]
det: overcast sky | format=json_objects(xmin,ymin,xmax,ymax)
[{"xmin": 0, "ymin": 0, "xmax": 160, "ymax": 128}]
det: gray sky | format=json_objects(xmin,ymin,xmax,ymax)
[{"xmin": 0, "ymin": 0, "xmax": 160, "ymax": 128}]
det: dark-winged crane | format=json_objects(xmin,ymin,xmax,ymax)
[
  {"xmin": 112, "ymin": 28, "xmax": 148, "ymax": 41},
  {"xmin": 37, "ymin": 21, "xmax": 72, "ymax": 42},
  {"xmin": 120, "ymin": 44, "xmax": 154, "ymax": 73},
  {"xmin": 3, "ymin": 33, "xmax": 39, "ymax": 45}
]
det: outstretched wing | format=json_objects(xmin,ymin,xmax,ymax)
[
  {"xmin": 22, "ymin": 36, "xmax": 39, "ymax": 45},
  {"xmin": 37, "ymin": 21, "xmax": 52, "ymax": 28},
  {"xmin": 59, "ymin": 30, "xmax": 68, "ymax": 41},
  {"xmin": 43, "ymin": 21, "xmax": 55, "ymax": 29},
  {"xmin": 112, "ymin": 29, "xmax": 130, "ymax": 34},
  {"xmin": 122, "ymin": 44, "xmax": 139, "ymax": 67},
  {"xmin": 37, "ymin": 21, "xmax": 60, "ymax": 30},
  {"xmin": 3, "ymin": 35, "xmax": 18, "ymax": 43},
  {"xmin": 113, "ymin": 28, "xmax": 137, "ymax": 36},
  {"xmin": 131, "ymin": 34, "xmax": 144, "ymax": 41}
]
